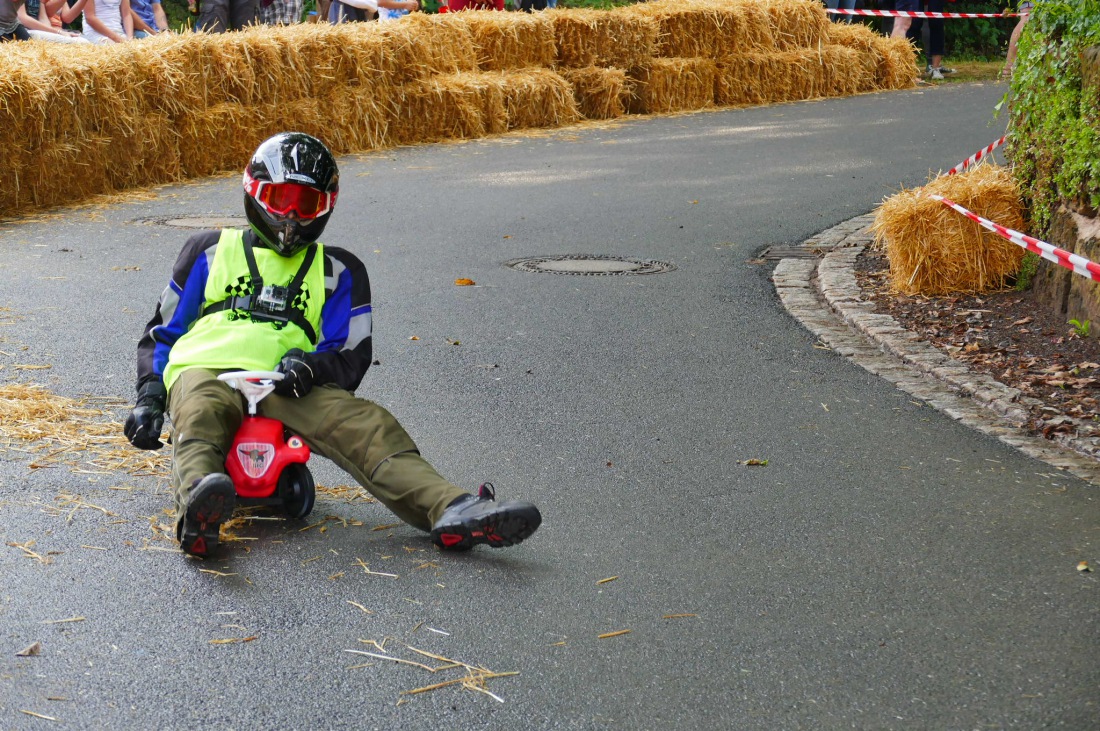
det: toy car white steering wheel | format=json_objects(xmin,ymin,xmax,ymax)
[{"xmin": 218, "ymin": 371, "xmax": 284, "ymax": 414}]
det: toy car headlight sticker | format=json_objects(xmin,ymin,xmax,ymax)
[
  {"xmin": 237, "ymin": 442, "xmax": 275, "ymax": 478},
  {"xmin": 288, "ymin": 436, "xmax": 303, "ymax": 449}
]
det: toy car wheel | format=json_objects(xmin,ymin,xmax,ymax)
[{"xmin": 278, "ymin": 463, "xmax": 315, "ymax": 519}]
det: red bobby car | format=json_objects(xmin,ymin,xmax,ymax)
[{"xmin": 217, "ymin": 371, "xmax": 316, "ymax": 519}]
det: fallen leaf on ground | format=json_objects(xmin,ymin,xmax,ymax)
[
  {"xmin": 16, "ymin": 642, "xmax": 41, "ymax": 657},
  {"xmin": 1078, "ymin": 561, "xmax": 1091, "ymax": 572},
  {"xmin": 740, "ymin": 459, "xmax": 768, "ymax": 466},
  {"xmin": 454, "ymin": 278, "xmax": 475, "ymax": 286}
]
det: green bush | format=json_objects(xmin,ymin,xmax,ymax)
[
  {"xmin": 161, "ymin": 0, "xmax": 193, "ymax": 30},
  {"xmin": 1009, "ymin": 0, "xmax": 1100, "ymax": 234}
]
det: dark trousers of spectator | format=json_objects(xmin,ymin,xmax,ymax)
[
  {"xmin": 519, "ymin": 0, "xmax": 545, "ymax": 11},
  {"xmin": 197, "ymin": 0, "xmax": 258, "ymax": 32},
  {"xmin": 0, "ymin": 24, "xmax": 29, "ymax": 41},
  {"xmin": 908, "ymin": 0, "xmax": 946, "ymax": 61}
]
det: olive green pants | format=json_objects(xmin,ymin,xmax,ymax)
[{"xmin": 166, "ymin": 368, "xmax": 467, "ymax": 533}]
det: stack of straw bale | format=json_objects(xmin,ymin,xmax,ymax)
[
  {"xmin": 440, "ymin": 10, "xmax": 556, "ymax": 71},
  {"xmin": 0, "ymin": 0, "xmax": 918, "ymax": 220},
  {"xmin": 825, "ymin": 21, "xmax": 916, "ymax": 92},
  {"xmin": 548, "ymin": 8, "xmax": 655, "ymax": 119},
  {"xmin": 627, "ymin": 58, "xmax": 716, "ymax": 114},
  {"xmin": 872, "ymin": 164, "xmax": 1026, "ymax": 296}
]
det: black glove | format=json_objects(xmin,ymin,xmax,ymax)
[
  {"xmin": 273, "ymin": 348, "xmax": 315, "ymax": 398},
  {"xmin": 124, "ymin": 380, "xmax": 167, "ymax": 450}
]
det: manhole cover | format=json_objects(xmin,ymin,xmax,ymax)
[
  {"xmin": 138, "ymin": 215, "xmax": 249, "ymax": 229},
  {"xmin": 504, "ymin": 255, "xmax": 676, "ymax": 276}
]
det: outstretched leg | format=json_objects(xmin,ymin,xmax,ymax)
[
  {"xmin": 265, "ymin": 386, "xmax": 541, "ymax": 548},
  {"xmin": 263, "ymin": 386, "xmax": 464, "ymax": 529}
]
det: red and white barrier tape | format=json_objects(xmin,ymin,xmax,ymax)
[
  {"xmin": 930, "ymin": 195, "xmax": 1100, "ymax": 283},
  {"xmin": 826, "ymin": 8, "xmax": 1025, "ymax": 18},
  {"xmin": 946, "ymin": 135, "xmax": 1007, "ymax": 176}
]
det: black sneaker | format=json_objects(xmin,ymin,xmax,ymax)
[
  {"xmin": 430, "ymin": 483, "xmax": 541, "ymax": 551},
  {"xmin": 178, "ymin": 473, "xmax": 237, "ymax": 558}
]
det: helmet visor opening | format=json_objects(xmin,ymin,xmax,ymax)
[{"xmin": 246, "ymin": 175, "xmax": 336, "ymax": 220}]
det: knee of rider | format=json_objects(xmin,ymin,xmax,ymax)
[{"xmin": 368, "ymin": 449, "xmax": 423, "ymax": 485}]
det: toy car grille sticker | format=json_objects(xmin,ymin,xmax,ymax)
[{"xmin": 237, "ymin": 442, "xmax": 275, "ymax": 479}]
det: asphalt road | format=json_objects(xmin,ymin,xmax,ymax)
[{"xmin": 2, "ymin": 82, "xmax": 1097, "ymax": 730}]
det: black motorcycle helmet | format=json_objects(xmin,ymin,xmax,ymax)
[{"xmin": 243, "ymin": 132, "xmax": 340, "ymax": 257}]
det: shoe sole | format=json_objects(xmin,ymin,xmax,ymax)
[
  {"xmin": 431, "ymin": 504, "xmax": 541, "ymax": 551},
  {"xmin": 180, "ymin": 487, "xmax": 235, "ymax": 557}
]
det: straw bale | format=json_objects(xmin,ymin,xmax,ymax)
[
  {"xmin": 319, "ymin": 86, "xmax": 397, "ymax": 153},
  {"xmin": 498, "ymin": 68, "xmax": 580, "ymax": 130},
  {"xmin": 4, "ymin": 43, "xmax": 154, "ymax": 205},
  {"xmin": 776, "ymin": 49, "xmax": 829, "ymax": 100},
  {"xmin": 757, "ymin": 0, "xmax": 829, "ymax": 51},
  {"xmin": 824, "ymin": 22, "xmax": 880, "ymax": 92},
  {"xmin": 873, "ymin": 34, "xmax": 919, "ymax": 90},
  {"xmin": 825, "ymin": 17, "xmax": 877, "ymax": 52},
  {"xmin": 177, "ymin": 103, "xmax": 267, "ymax": 178},
  {"xmin": 103, "ymin": 113, "xmax": 182, "ymax": 188},
  {"xmin": 628, "ymin": 57, "xmax": 716, "ymax": 115},
  {"xmin": 188, "ymin": 32, "xmax": 261, "ymax": 106},
  {"xmin": 13, "ymin": 136, "xmax": 112, "ymax": 210},
  {"xmin": 266, "ymin": 98, "xmax": 335, "ymax": 147},
  {"xmin": 561, "ymin": 66, "xmax": 629, "ymax": 120},
  {"xmin": 440, "ymin": 11, "xmax": 556, "ymax": 71},
  {"xmin": 43, "ymin": 44, "xmax": 144, "ymax": 139},
  {"xmin": 269, "ymin": 82, "xmax": 394, "ymax": 154},
  {"xmin": 0, "ymin": 47, "xmax": 73, "ymax": 150},
  {"xmin": 820, "ymin": 45, "xmax": 868, "ymax": 97},
  {"xmin": 547, "ymin": 8, "xmax": 657, "ymax": 69},
  {"xmin": 824, "ymin": 22, "xmax": 916, "ymax": 91},
  {"xmin": 135, "ymin": 114, "xmax": 183, "ymax": 182},
  {"xmin": 379, "ymin": 13, "xmax": 480, "ymax": 84},
  {"xmin": 234, "ymin": 27, "xmax": 315, "ymax": 105},
  {"xmin": 715, "ymin": 50, "xmax": 828, "ymax": 106},
  {"xmin": 622, "ymin": 0, "xmax": 777, "ymax": 59},
  {"xmin": 714, "ymin": 53, "xmax": 767, "ymax": 107},
  {"xmin": 262, "ymin": 23, "xmax": 395, "ymax": 98},
  {"xmin": 122, "ymin": 34, "xmax": 205, "ymax": 116},
  {"xmin": 393, "ymin": 68, "xmax": 577, "ymax": 142},
  {"xmin": 391, "ymin": 73, "xmax": 500, "ymax": 144},
  {"xmin": 872, "ymin": 165, "xmax": 1026, "ymax": 295}
]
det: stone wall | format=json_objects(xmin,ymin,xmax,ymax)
[
  {"xmin": 1032, "ymin": 46, "xmax": 1100, "ymax": 337},
  {"xmin": 1037, "ymin": 207, "xmax": 1100, "ymax": 336}
]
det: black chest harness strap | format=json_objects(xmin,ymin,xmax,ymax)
[{"xmin": 201, "ymin": 239, "xmax": 319, "ymax": 345}]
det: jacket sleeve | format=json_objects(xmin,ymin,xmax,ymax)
[
  {"xmin": 135, "ymin": 232, "xmax": 220, "ymax": 393},
  {"xmin": 312, "ymin": 246, "xmax": 373, "ymax": 392}
]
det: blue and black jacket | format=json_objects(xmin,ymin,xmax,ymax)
[{"xmin": 135, "ymin": 229, "xmax": 373, "ymax": 395}]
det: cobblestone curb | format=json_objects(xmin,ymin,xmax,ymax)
[{"xmin": 773, "ymin": 214, "xmax": 1100, "ymax": 486}]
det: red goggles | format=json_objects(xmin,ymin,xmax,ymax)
[{"xmin": 244, "ymin": 174, "xmax": 336, "ymax": 220}]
